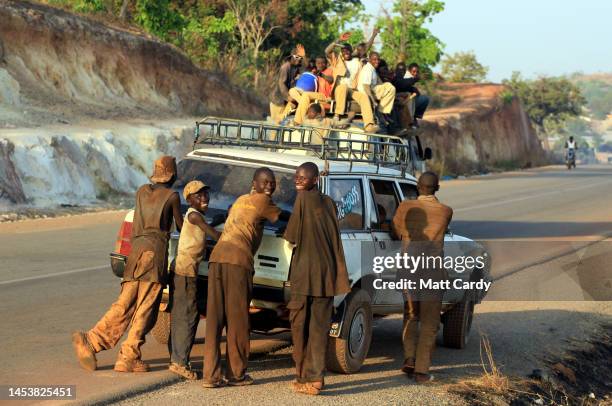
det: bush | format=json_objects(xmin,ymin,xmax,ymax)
[{"xmin": 499, "ymin": 89, "xmax": 514, "ymax": 105}]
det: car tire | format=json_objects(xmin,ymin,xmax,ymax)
[
  {"xmin": 326, "ymin": 290, "xmax": 373, "ymax": 374},
  {"xmin": 150, "ymin": 310, "xmax": 171, "ymax": 345},
  {"xmin": 442, "ymin": 300, "xmax": 474, "ymax": 349}
]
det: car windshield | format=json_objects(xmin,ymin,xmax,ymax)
[{"xmin": 173, "ymin": 159, "xmax": 296, "ymax": 225}]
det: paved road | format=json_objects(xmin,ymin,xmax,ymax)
[{"xmin": 1, "ymin": 165, "xmax": 611, "ymax": 405}]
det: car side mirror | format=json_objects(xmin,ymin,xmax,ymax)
[{"xmin": 423, "ymin": 147, "xmax": 432, "ymax": 160}]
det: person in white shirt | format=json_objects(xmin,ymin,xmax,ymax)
[
  {"xmin": 358, "ymin": 52, "xmax": 396, "ymax": 117},
  {"xmin": 325, "ymin": 36, "xmax": 379, "ymax": 133}
]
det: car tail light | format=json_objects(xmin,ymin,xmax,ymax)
[{"xmin": 114, "ymin": 220, "xmax": 133, "ymax": 256}]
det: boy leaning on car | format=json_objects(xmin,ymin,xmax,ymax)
[
  {"xmin": 283, "ymin": 162, "xmax": 350, "ymax": 396},
  {"xmin": 72, "ymin": 155, "xmax": 183, "ymax": 373},
  {"xmin": 202, "ymin": 167, "xmax": 288, "ymax": 388},
  {"xmin": 168, "ymin": 180, "xmax": 221, "ymax": 380}
]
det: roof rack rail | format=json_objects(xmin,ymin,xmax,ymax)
[{"xmin": 193, "ymin": 116, "xmax": 413, "ymax": 174}]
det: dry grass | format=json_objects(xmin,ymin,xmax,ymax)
[
  {"xmin": 450, "ymin": 334, "xmax": 512, "ymax": 399},
  {"xmin": 449, "ymin": 326, "xmax": 612, "ymax": 406}
]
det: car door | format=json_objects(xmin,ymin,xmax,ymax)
[
  {"xmin": 326, "ymin": 175, "xmax": 374, "ymax": 298},
  {"xmin": 368, "ymin": 178, "xmax": 403, "ymax": 307}
]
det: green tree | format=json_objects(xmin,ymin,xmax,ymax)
[
  {"xmin": 439, "ymin": 51, "xmax": 488, "ymax": 83},
  {"xmin": 574, "ymin": 77, "xmax": 612, "ymax": 120},
  {"xmin": 134, "ymin": 0, "xmax": 185, "ymax": 43},
  {"xmin": 503, "ymin": 72, "xmax": 586, "ymax": 136},
  {"xmin": 377, "ymin": 0, "xmax": 445, "ymax": 69}
]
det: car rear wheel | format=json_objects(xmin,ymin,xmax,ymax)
[
  {"xmin": 326, "ymin": 290, "xmax": 373, "ymax": 374},
  {"xmin": 442, "ymin": 300, "xmax": 474, "ymax": 349},
  {"xmin": 151, "ymin": 310, "xmax": 171, "ymax": 345}
]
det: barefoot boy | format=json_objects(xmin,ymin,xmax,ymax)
[
  {"xmin": 169, "ymin": 180, "xmax": 221, "ymax": 380},
  {"xmin": 202, "ymin": 167, "xmax": 284, "ymax": 388},
  {"xmin": 283, "ymin": 162, "xmax": 350, "ymax": 395}
]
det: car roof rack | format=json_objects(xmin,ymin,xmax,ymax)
[{"xmin": 193, "ymin": 116, "xmax": 413, "ymax": 175}]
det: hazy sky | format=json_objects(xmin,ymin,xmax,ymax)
[{"xmin": 362, "ymin": 0, "xmax": 612, "ymax": 82}]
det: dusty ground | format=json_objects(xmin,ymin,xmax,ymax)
[{"xmin": 1, "ymin": 165, "xmax": 611, "ymax": 406}]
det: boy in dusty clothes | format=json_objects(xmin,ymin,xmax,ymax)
[
  {"xmin": 283, "ymin": 162, "xmax": 350, "ymax": 395},
  {"xmin": 168, "ymin": 180, "xmax": 221, "ymax": 380},
  {"xmin": 72, "ymin": 156, "xmax": 182, "ymax": 373},
  {"xmin": 202, "ymin": 167, "xmax": 286, "ymax": 388}
]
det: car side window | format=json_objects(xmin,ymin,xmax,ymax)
[
  {"xmin": 369, "ymin": 179, "xmax": 400, "ymax": 231},
  {"xmin": 329, "ymin": 178, "xmax": 365, "ymax": 231},
  {"xmin": 399, "ymin": 182, "xmax": 418, "ymax": 200}
]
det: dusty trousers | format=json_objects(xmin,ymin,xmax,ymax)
[
  {"xmin": 169, "ymin": 274, "xmax": 199, "ymax": 367},
  {"xmin": 402, "ymin": 293, "xmax": 442, "ymax": 374},
  {"xmin": 203, "ymin": 263, "xmax": 252, "ymax": 383},
  {"xmin": 87, "ymin": 280, "xmax": 162, "ymax": 360},
  {"xmin": 289, "ymin": 294, "xmax": 333, "ymax": 383}
]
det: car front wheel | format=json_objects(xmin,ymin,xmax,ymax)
[{"xmin": 326, "ymin": 289, "xmax": 373, "ymax": 374}]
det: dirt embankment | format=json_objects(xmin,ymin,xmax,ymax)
[
  {"xmin": 0, "ymin": 0, "xmax": 265, "ymax": 127},
  {"xmin": 422, "ymin": 83, "xmax": 546, "ymax": 175}
]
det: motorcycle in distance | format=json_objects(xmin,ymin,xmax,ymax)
[{"xmin": 566, "ymin": 148, "xmax": 576, "ymax": 170}]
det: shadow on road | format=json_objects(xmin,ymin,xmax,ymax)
[{"xmin": 451, "ymin": 220, "xmax": 612, "ymax": 239}]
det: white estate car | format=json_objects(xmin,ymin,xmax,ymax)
[{"xmin": 110, "ymin": 117, "xmax": 490, "ymax": 373}]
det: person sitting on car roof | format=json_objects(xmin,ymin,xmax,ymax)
[
  {"xmin": 393, "ymin": 62, "xmax": 429, "ymax": 128},
  {"xmin": 325, "ymin": 33, "xmax": 379, "ymax": 133},
  {"xmin": 353, "ymin": 27, "xmax": 380, "ymax": 64},
  {"xmin": 284, "ymin": 57, "xmax": 333, "ymax": 126},
  {"xmin": 269, "ymin": 44, "xmax": 306, "ymax": 124},
  {"xmin": 357, "ymin": 52, "xmax": 397, "ymax": 131}
]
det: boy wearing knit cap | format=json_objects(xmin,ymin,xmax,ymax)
[
  {"xmin": 169, "ymin": 180, "xmax": 221, "ymax": 380},
  {"xmin": 72, "ymin": 155, "xmax": 183, "ymax": 373}
]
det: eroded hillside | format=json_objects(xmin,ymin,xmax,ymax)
[
  {"xmin": 423, "ymin": 83, "xmax": 545, "ymax": 174},
  {"xmin": 0, "ymin": 0, "xmax": 265, "ymax": 127}
]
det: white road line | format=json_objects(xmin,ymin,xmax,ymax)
[
  {"xmin": 0, "ymin": 265, "xmax": 108, "ymax": 286},
  {"xmin": 454, "ymin": 179, "xmax": 612, "ymax": 213}
]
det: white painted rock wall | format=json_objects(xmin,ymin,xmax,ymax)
[{"xmin": 0, "ymin": 120, "xmax": 195, "ymax": 208}]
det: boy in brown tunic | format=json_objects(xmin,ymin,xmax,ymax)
[
  {"xmin": 391, "ymin": 172, "xmax": 453, "ymax": 384},
  {"xmin": 72, "ymin": 156, "xmax": 183, "ymax": 373},
  {"xmin": 169, "ymin": 180, "xmax": 221, "ymax": 380},
  {"xmin": 283, "ymin": 162, "xmax": 350, "ymax": 395},
  {"xmin": 202, "ymin": 167, "xmax": 283, "ymax": 388}
]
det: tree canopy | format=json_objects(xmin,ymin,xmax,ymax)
[
  {"xmin": 439, "ymin": 51, "xmax": 488, "ymax": 83},
  {"xmin": 377, "ymin": 0, "xmax": 445, "ymax": 70},
  {"xmin": 503, "ymin": 72, "xmax": 586, "ymax": 135}
]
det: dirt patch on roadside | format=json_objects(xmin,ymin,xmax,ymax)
[{"xmin": 449, "ymin": 324, "xmax": 612, "ymax": 405}]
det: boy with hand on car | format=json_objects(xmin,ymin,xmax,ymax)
[
  {"xmin": 72, "ymin": 155, "xmax": 182, "ymax": 373},
  {"xmin": 202, "ymin": 167, "xmax": 287, "ymax": 388},
  {"xmin": 168, "ymin": 180, "xmax": 221, "ymax": 380},
  {"xmin": 283, "ymin": 162, "xmax": 351, "ymax": 396}
]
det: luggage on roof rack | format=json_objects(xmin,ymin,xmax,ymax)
[{"xmin": 193, "ymin": 117, "xmax": 415, "ymax": 174}]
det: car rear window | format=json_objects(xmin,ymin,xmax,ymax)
[{"xmin": 174, "ymin": 159, "xmax": 297, "ymax": 217}]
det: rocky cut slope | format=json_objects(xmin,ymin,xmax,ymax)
[
  {"xmin": 421, "ymin": 83, "xmax": 546, "ymax": 175},
  {"xmin": 0, "ymin": 0, "xmax": 265, "ymax": 126}
]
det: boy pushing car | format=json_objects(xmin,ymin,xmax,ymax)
[
  {"xmin": 168, "ymin": 180, "xmax": 221, "ymax": 380},
  {"xmin": 202, "ymin": 167, "xmax": 287, "ymax": 388}
]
